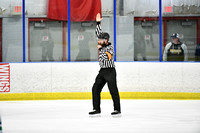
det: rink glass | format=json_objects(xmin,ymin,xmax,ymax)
[
  {"xmin": 162, "ymin": 0, "xmax": 200, "ymax": 61},
  {"xmin": 0, "ymin": 0, "xmax": 23, "ymax": 62},
  {"xmin": 0, "ymin": 0, "xmax": 200, "ymax": 62}
]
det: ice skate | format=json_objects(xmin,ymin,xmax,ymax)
[
  {"xmin": 89, "ymin": 110, "xmax": 101, "ymax": 117},
  {"xmin": 111, "ymin": 110, "xmax": 121, "ymax": 117}
]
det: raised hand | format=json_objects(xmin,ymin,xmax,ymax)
[{"xmin": 96, "ymin": 13, "xmax": 103, "ymax": 22}]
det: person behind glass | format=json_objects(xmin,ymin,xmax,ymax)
[
  {"xmin": 163, "ymin": 33, "xmax": 188, "ymax": 61},
  {"xmin": 75, "ymin": 27, "xmax": 91, "ymax": 61},
  {"xmin": 195, "ymin": 43, "xmax": 200, "ymax": 61},
  {"xmin": 89, "ymin": 13, "xmax": 121, "ymax": 116},
  {"xmin": 40, "ymin": 27, "xmax": 54, "ymax": 61},
  {"xmin": 134, "ymin": 27, "xmax": 147, "ymax": 61}
]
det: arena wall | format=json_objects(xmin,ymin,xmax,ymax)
[{"xmin": 0, "ymin": 62, "xmax": 200, "ymax": 100}]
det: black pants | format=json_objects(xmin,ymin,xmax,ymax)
[{"xmin": 92, "ymin": 68, "xmax": 121, "ymax": 112}]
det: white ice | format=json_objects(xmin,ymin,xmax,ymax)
[{"xmin": 0, "ymin": 100, "xmax": 200, "ymax": 133}]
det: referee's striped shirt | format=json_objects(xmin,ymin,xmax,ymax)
[{"xmin": 96, "ymin": 22, "xmax": 115, "ymax": 68}]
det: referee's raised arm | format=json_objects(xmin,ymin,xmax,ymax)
[{"xmin": 95, "ymin": 13, "xmax": 103, "ymax": 38}]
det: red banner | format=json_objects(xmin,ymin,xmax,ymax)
[
  {"xmin": 0, "ymin": 63, "xmax": 10, "ymax": 92},
  {"xmin": 48, "ymin": 0, "xmax": 101, "ymax": 21}
]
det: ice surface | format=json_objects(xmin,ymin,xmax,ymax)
[{"xmin": 0, "ymin": 100, "xmax": 200, "ymax": 133}]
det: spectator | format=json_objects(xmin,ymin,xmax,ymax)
[
  {"xmin": 195, "ymin": 43, "xmax": 200, "ymax": 61},
  {"xmin": 40, "ymin": 27, "xmax": 54, "ymax": 61},
  {"xmin": 163, "ymin": 33, "xmax": 188, "ymax": 61},
  {"xmin": 75, "ymin": 27, "xmax": 91, "ymax": 61},
  {"xmin": 134, "ymin": 27, "xmax": 147, "ymax": 61}
]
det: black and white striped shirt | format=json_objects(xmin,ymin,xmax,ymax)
[
  {"xmin": 96, "ymin": 22, "xmax": 102, "ymax": 38},
  {"xmin": 96, "ymin": 22, "xmax": 115, "ymax": 68}
]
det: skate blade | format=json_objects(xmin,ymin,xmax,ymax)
[
  {"xmin": 89, "ymin": 114, "xmax": 101, "ymax": 118},
  {"xmin": 112, "ymin": 114, "xmax": 121, "ymax": 118}
]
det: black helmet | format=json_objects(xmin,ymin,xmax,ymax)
[
  {"xmin": 98, "ymin": 32, "xmax": 110, "ymax": 41},
  {"xmin": 171, "ymin": 33, "xmax": 180, "ymax": 39}
]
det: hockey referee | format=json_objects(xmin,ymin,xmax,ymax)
[{"xmin": 89, "ymin": 13, "xmax": 121, "ymax": 115}]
